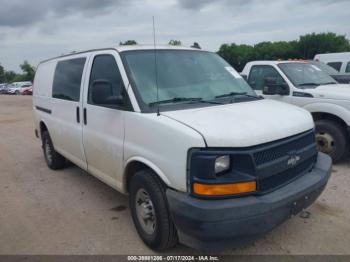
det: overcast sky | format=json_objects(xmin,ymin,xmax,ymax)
[{"xmin": 0, "ymin": 0, "xmax": 349, "ymax": 72}]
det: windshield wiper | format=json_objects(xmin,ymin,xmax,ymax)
[
  {"xmin": 149, "ymin": 97, "xmax": 202, "ymax": 106},
  {"xmin": 149, "ymin": 97, "xmax": 223, "ymax": 107},
  {"xmin": 320, "ymin": 82, "xmax": 337, "ymax": 86},
  {"xmin": 298, "ymin": 83, "xmax": 319, "ymax": 87},
  {"xmin": 215, "ymin": 91, "xmax": 261, "ymax": 100}
]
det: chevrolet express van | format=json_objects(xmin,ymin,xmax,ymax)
[{"xmin": 33, "ymin": 46, "xmax": 332, "ymax": 250}]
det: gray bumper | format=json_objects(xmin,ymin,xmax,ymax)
[{"xmin": 166, "ymin": 153, "xmax": 332, "ymax": 250}]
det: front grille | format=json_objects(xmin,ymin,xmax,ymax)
[
  {"xmin": 254, "ymin": 131, "xmax": 315, "ymax": 166},
  {"xmin": 253, "ymin": 130, "xmax": 318, "ymax": 194},
  {"xmin": 258, "ymin": 154, "xmax": 317, "ymax": 193}
]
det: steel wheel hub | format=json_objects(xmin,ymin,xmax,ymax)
[
  {"xmin": 135, "ymin": 189, "xmax": 156, "ymax": 235},
  {"xmin": 316, "ymin": 132, "xmax": 335, "ymax": 154},
  {"xmin": 44, "ymin": 140, "xmax": 53, "ymax": 164}
]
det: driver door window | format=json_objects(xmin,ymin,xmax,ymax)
[
  {"xmin": 88, "ymin": 55, "xmax": 129, "ymax": 109},
  {"xmin": 248, "ymin": 65, "xmax": 286, "ymax": 91}
]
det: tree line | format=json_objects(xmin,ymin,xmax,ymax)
[
  {"xmin": 0, "ymin": 61, "xmax": 35, "ymax": 83},
  {"xmin": 119, "ymin": 33, "xmax": 350, "ymax": 72},
  {"xmin": 1, "ymin": 32, "xmax": 349, "ymax": 83},
  {"xmin": 217, "ymin": 32, "xmax": 350, "ymax": 71}
]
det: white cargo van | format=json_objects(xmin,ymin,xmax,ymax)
[
  {"xmin": 314, "ymin": 52, "xmax": 350, "ymax": 73},
  {"xmin": 242, "ymin": 60, "xmax": 350, "ymax": 162},
  {"xmin": 33, "ymin": 46, "xmax": 331, "ymax": 251}
]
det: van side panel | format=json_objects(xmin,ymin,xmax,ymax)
[
  {"xmin": 33, "ymin": 60, "xmax": 57, "ymax": 139},
  {"xmin": 33, "ymin": 56, "xmax": 88, "ymax": 170}
]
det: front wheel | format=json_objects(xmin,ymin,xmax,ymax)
[
  {"xmin": 315, "ymin": 120, "xmax": 348, "ymax": 163},
  {"xmin": 129, "ymin": 170, "xmax": 178, "ymax": 250}
]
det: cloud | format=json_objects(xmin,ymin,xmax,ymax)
[
  {"xmin": 0, "ymin": 0, "xmax": 349, "ymax": 72},
  {"xmin": 0, "ymin": 0, "xmax": 127, "ymax": 27},
  {"xmin": 176, "ymin": 0, "xmax": 253, "ymax": 10}
]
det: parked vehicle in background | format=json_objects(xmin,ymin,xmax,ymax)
[
  {"xmin": 0, "ymin": 83, "xmax": 9, "ymax": 94},
  {"xmin": 309, "ymin": 60, "xmax": 350, "ymax": 84},
  {"xmin": 33, "ymin": 46, "xmax": 331, "ymax": 251},
  {"xmin": 242, "ymin": 60, "xmax": 350, "ymax": 162},
  {"xmin": 21, "ymin": 85, "xmax": 33, "ymax": 95},
  {"xmin": 8, "ymin": 82, "xmax": 33, "ymax": 95},
  {"xmin": 314, "ymin": 52, "xmax": 350, "ymax": 73}
]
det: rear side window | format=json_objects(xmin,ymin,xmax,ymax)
[
  {"xmin": 327, "ymin": 62, "xmax": 342, "ymax": 72},
  {"xmin": 52, "ymin": 58, "xmax": 86, "ymax": 101},
  {"xmin": 346, "ymin": 62, "xmax": 350, "ymax": 73}
]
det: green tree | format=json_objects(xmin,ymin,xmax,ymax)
[
  {"xmin": 217, "ymin": 32, "xmax": 350, "ymax": 71},
  {"xmin": 254, "ymin": 41, "xmax": 300, "ymax": 60},
  {"xmin": 218, "ymin": 44, "xmax": 255, "ymax": 72},
  {"xmin": 4, "ymin": 71, "xmax": 17, "ymax": 82},
  {"xmin": 0, "ymin": 64, "xmax": 5, "ymax": 83},
  {"xmin": 297, "ymin": 32, "xmax": 350, "ymax": 59},
  {"xmin": 20, "ymin": 61, "xmax": 36, "ymax": 82},
  {"xmin": 119, "ymin": 40, "xmax": 138, "ymax": 45},
  {"xmin": 168, "ymin": 40, "xmax": 182, "ymax": 46}
]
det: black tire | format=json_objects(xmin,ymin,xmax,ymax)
[
  {"xmin": 315, "ymin": 120, "xmax": 348, "ymax": 162},
  {"xmin": 15, "ymin": 90, "xmax": 20, "ymax": 95},
  {"xmin": 129, "ymin": 170, "xmax": 178, "ymax": 251},
  {"xmin": 42, "ymin": 131, "xmax": 66, "ymax": 170}
]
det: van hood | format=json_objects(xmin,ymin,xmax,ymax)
[
  {"xmin": 161, "ymin": 99, "xmax": 314, "ymax": 147},
  {"xmin": 306, "ymin": 84, "xmax": 350, "ymax": 100}
]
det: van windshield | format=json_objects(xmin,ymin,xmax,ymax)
[
  {"xmin": 278, "ymin": 63, "xmax": 337, "ymax": 88},
  {"xmin": 121, "ymin": 50, "xmax": 257, "ymax": 110}
]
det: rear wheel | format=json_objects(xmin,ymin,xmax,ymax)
[
  {"xmin": 315, "ymin": 120, "xmax": 348, "ymax": 163},
  {"xmin": 42, "ymin": 131, "xmax": 66, "ymax": 170},
  {"xmin": 129, "ymin": 170, "xmax": 178, "ymax": 250}
]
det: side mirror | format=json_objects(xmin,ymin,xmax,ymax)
[
  {"xmin": 91, "ymin": 80, "xmax": 124, "ymax": 106},
  {"xmin": 263, "ymin": 77, "xmax": 289, "ymax": 96}
]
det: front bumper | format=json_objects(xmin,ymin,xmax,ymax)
[{"xmin": 166, "ymin": 152, "xmax": 332, "ymax": 250}]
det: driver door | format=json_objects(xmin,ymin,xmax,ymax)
[
  {"xmin": 82, "ymin": 51, "xmax": 132, "ymax": 190},
  {"xmin": 247, "ymin": 65, "xmax": 292, "ymax": 103}
]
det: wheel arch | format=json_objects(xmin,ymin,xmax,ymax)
[
  {"xmin": 39, "ymin": 120, "xmax": 49, "ymax": 139},
  {"xmin": 311, "ymin": 112, "xmax": 349, "ymax": 132},
  {"xmin": 123, "ymin": 157, "xmax": 171, "ymax": 194},
  {"xmin": 304, "ymin": 102, "xmax": 350, "ymax": 126}
]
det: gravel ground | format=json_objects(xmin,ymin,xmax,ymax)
[{"xmin": 0, "ymin": 95, "xmax": 349, "ymax": 255}]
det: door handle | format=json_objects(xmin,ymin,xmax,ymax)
[
  {"xmin": 83, "ymin": 108, "xmax": 87, "ymax": 125},
  {"xmin": 76, "ymin": 107, "xmax": 80, "ymax": 123}
]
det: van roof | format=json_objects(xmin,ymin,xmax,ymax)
[{"xmin": 40, "ymin": 45, "xmax": 205, "ymax": 64}]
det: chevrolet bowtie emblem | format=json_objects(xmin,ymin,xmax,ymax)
[{"xmin": 287, "ymin": 153, "xmax": 301, "ymax": 167}]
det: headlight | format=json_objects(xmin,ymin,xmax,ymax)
[{"xmin": 214, "ymin": 155, "xmax": 230, "ymax": 174}]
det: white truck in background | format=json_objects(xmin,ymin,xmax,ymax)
[
  {"xmin": 242, "ymin": 60, "xmax": 350, "ymax": 162},
  {"xmin": 8, "ymin": 81, "xmax": 33, "ymax": 95},
  {"xmin": 314, "ymin": 52, "xmax": 350, "ymax": 73}
]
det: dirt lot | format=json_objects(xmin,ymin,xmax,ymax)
[{"xmin": 0, "ymin": 95, "xmax": 350, "ymax": 255}]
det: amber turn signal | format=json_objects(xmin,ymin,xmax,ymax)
[{"xmin": 193, "ymin": 181, "xmax": 256, "ymax": 196}]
